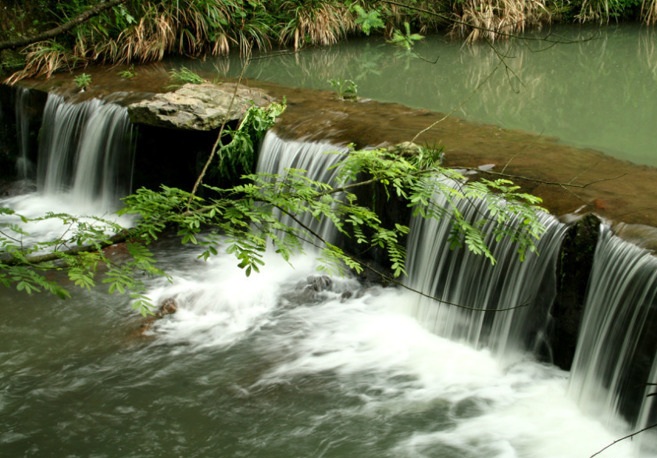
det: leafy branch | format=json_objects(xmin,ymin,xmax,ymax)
[
  {"xmin": 120, "ymin": 141, "xmax": 547, "ymax": 285},
  {"xmin": 0, "ymin": 209, "xmax": 164, "ymax": 313}
]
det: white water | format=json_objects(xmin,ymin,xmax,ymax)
[
  {"xmin": 0, "ymin": 192, "xmax": 134, "ymax": 247},
  {"xmin": 133, "ymin": 242, "xmax": 644, "ymax": 458},
  {"xmin": 1, "ymin": 94, "xmax": 136, "ymax": 248},
  {"xmin": 256, "ymin": 130, "xmax": 349, "ymax": 244},
  {"xmin": 36, "ymin": 94, "xmax": 135, "ymax": 210},
  {"xmin": 569, "ymin": 228, "xmax": 657, "ymax": 444},
  {"xmin": 406, "ymin": 182, "xmax": 568, "ymax": 362}
]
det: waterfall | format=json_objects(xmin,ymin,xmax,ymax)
[
  {"xmin": 568, "ymin": 227, "xmax": 657, "ymax": 439},
  {"xmin": 36, "ymin": 94, "xmax": 136, "ymax": 210},
  {"xmin": 14, "ymin": 87, "xmax": 35, "ymax": 180},
  {"xmin": 255, "ymin": 130, "xmax": 349, "ymax": 245},
  {"xmin": 405, "ymin": 184, "xmax": 568, "ymax": 361}
]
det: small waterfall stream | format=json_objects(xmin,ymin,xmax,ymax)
[
  {"xmin": 255, "ymin": 130, "xmax": 349, "ymax": 245},
  {"xmin": 405, "ymin": 184, "xmax": 568, "ymax": 361},
  {"xmin": 568, "ymin": 228, "xmax": 657, "ymax": 439},
  {"xmin": 36, "ymin": 94, "xmax": 135, "ymax": 210},
  {"xmin": 14, "ymin": 87, "xmax": 34, "ymax": 180}
]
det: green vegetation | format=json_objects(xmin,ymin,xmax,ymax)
[
  {"xmin": 329, "ymin": 78, "xmax": 358, "ymax": 100},
  {"xmin": 387, "ymin": 21, "xmax": 424, "ymax": 50},
  {"xmin": 73, "ymin": 72, "xmax": 92, "ymax": 90},
  {"xmin": 168, "ymin": 66, "xmax": 205, "ymax": 86},
  {"xmin": 1, "ymin": 0, "xmax": 656, "ymax": 82},
  {"xmin": 118, "ymin": 64, "xmax": 136, "ymax": 79}
]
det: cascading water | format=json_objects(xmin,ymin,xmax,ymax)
[
  {"xmin": 568, "ymin": 227, "xmax": 657, "ymax": 449},
  {"xmin": 2, "ymin": 102, "xmax": 656, "ymax": 455},
  {"xmin": 36, "ymin": 93, "xmax": 136, "ymax": 210},
  {"xmin": 14, "ymin": 87, "xmax": 34, "ymax": 180},
  {"xmin": 255, "ymin": 130, "xmax": 349, "ymax": 245},
  {"xmin": 405, "ymin": 183, "xmax": 568, "ymax": 361}
]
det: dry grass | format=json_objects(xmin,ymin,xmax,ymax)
[
  {"xmin": 5, "ymin": 40, "xmax": 75, "ymax": 84},
  {"xmin": 278, "ymin": 2, "xmax": 355, "ymax": 50},
  {"xmin": 114, "ymin": 11, "xmax": 177, "ymax": 63},
  {"xmin": 452, "ymin": 0, "xmax": 551, "ymax": 42}
]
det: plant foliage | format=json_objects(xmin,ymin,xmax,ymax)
[
  {"xmin": 168, "ymin": 66, "xmax": 205, "ymax": 86},
  {"xmin": 4, "ymin": 0, "xmax": 654, "ymax": 83},
  {"xmin": 388, "ymin": 22, "xmax": 425, "ymax": 50},
  {"xmin": 329, "ymin": 78, "xmax": 358, "ymax": 100},
  {"xmin": 74, "ymin": 72, "xmax": 92, "ymax": 89}
]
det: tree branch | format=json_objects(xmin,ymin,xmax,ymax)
[
  {"xmin": 0, "ymin": 0, "xmax": 127, "ymax": 52},
  {"xmin": 590, "ymin": 422, "xmax": 657, "ymax": 457},
  {"xmin": 188, "ymin": 61, "xmax": 251, "ymax": 207},
  {"xmin": 0, "ymin": 230, "xmax": 129, "ymax": 266}
]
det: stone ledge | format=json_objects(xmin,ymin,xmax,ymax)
[{"xmin": 127, "ymin": 82, "xmax": 273, "ymax": 131}]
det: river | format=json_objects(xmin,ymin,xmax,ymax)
[
  {"xmin": 208, "ymin": 24, "xmax": 657, "ymax": 167},
  {"xmin": 1, "ymin": 24, "xmax": 657, "ymax": 457}
]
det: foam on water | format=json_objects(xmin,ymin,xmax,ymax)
[
  {"xmin": 141, "ymin": 246, "xmax": 647, "ymax": 458},
  {"xmin": 145, "ymin": 248, "xmax": 358, "ymax": 350},
  {"xmin": 0, "ymin": 192, "xmax": 134, "ymax": 248}
]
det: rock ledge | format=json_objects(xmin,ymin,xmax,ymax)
[{"xmin": 127, "ymin": 82, "xmax": 273, "ymax": 131}]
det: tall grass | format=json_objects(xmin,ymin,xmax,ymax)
[
  {"xmin": 576, "ymin": 0, "xmax": 613, "ymax": 22},
  {"xmin": 452, "ymin": 0, "xmax": 552, "ymax": 42},
  {"xmin": 4, "ymin": 0, "xmax": 657, "ymax": 83},
  {"xmin": 5, "ymin": 40, "xmax": 74, "ymax": 84},
  {"xmin": 278, "ymin": 1, "xmax": 355, "ymax": 50}
]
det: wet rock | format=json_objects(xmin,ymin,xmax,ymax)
[
  {"xmin": 156, "ymin": 297, "xmax": 178, "ymax": 317},
  {"xmin": 137, "ymin": 297, "xmax": 179, "ymax": 336},
  {"xmin": 549, "ymin": 213, "xmax": 601, "ymax": 370},
  {"xmin": 281, "ymin": 274, "xmax": 361, "ymax": 306},
  {"xmin": 282, "ymin": 275, "xmax": 334, "ymax": 305},
  {"xmin": 0, "ymin": 178, "xmax": 35, "ymax": 196},
  {"xmin": 127, "ymin": 82, "xmax": 273, "ymax": 131},
  {"xmin": 306, "ymin": 275, "xmax": 332, "ymax": 292}
]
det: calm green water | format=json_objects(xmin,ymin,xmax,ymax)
[{"xmin": 208, "ymin": 24, "xmax": 657, "ymax": 166}]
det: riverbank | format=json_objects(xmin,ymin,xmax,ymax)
[{"xmin": 2, "ymin": 1, "xmax": 657, "ymax": 83}]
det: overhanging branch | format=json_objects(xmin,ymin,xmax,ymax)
[
  {"xmin": 0, "ymin": 0, "xmax": 128, "ymax": 52},
  {"xmin": 0, "ymin": 230, "xmax": 129, "ymax": 267}
]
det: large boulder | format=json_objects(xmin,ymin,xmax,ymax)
[{"xmin": 127, "ymin": 82, "xmax": 273, "ymax": 131}]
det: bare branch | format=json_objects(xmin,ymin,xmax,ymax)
[
  {"xmin": 188, "ymin": 58, "xmax": 251, "ymax": 206},
  {"xmin": 0, "ymin": 230, "xmax": 129, "ymax": 266},
  {"xmin": 0, "ymin": 0, "xmax": 128, "ymax": 52},
  {"xmin": 590, "ymin": 422, "xmax": 657, "ymax": 457}
]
